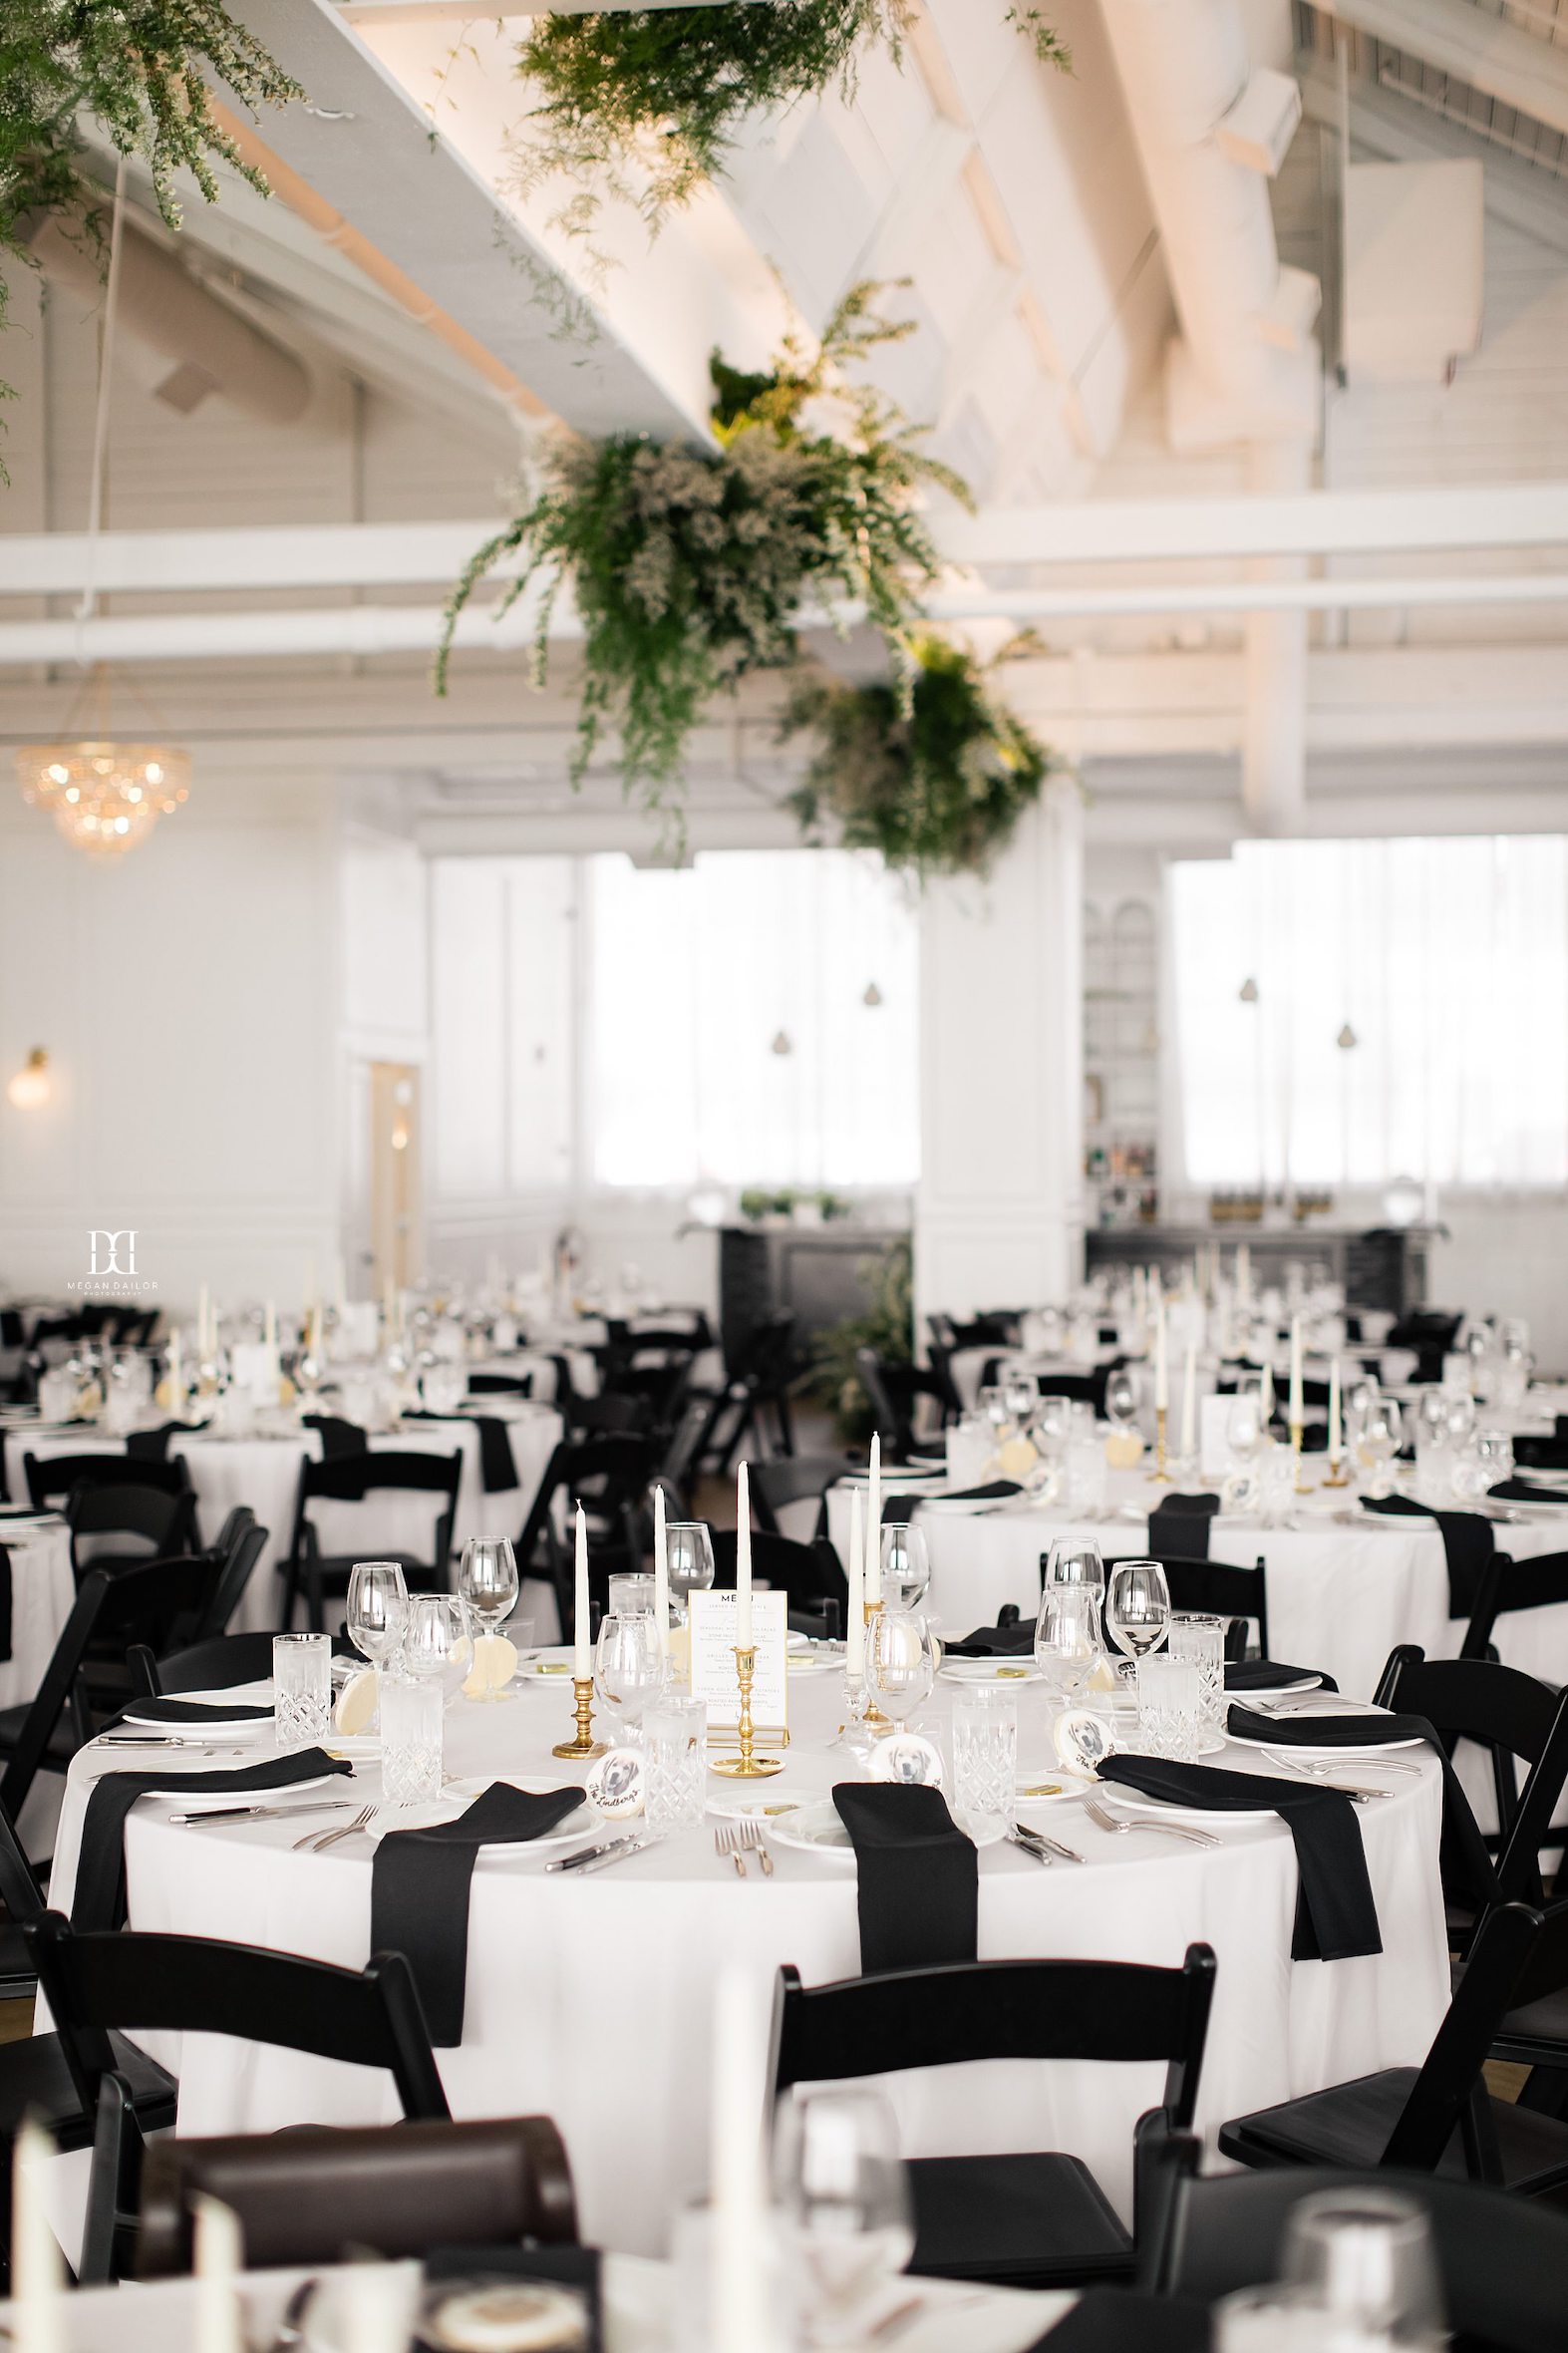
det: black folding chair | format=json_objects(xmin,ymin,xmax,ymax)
[
  {"xmin": 28, "ymin": 1911, "xmax": 450, "ymax": 2283},
  {"xmin": 1101, "ymin": 1552, "xmax": 1270, "ymax": 1661},
  {"xmin": 1373, "ymin": 1649, "xmax": 1568, "ymax": 1937},
  {"xmin": 468, "ymin": 1373, "xmax": 533, "ymax": 1399},
  {"xmin": 1463, "ymin": 1550, "xmax": 1568, "ymax": 1662},
  {"xmin": 23, "ymin": 1450, "xmax": 194, "ymax": 1517},
  {"xmin": 197, "ymin": 1513, "xmax": 268, "ymax": 1639},
  {"xmin": 281, "ymin": 1447, "xmax": 463, "ymax": 1631},
  {"xmin": 0, "ymin": 1556, "xmax": 226, "ymax": 1822},
  {"xmin": 130, "ymin": 1627, "xmax": 358, "ymax": 1700},
  {"xmin": 752, "ymin": 1455, "xmax": 857, "ymax": 1544},
  {"xmin": 66, "ymin": 1483, "xmax": 199, "ymax": 1581},
  {"xmin": 135, "ymin": 2116, "xmax": 578, "ymax": 2277},
  {"xmin": 772, "ymin": 1945, "xmax": 1215, "ymax": 2288},
  {"xmin": 707, "ymin": 1527, "xmax": 845, "ymax": 1638},
  {"xmin": 700, "ymin": 1312, "xmax": 798, "ymax": 1470},
  {"xmin": 854, "ymin": 1350, "xmax": 946, "ymax": 1463},
  {"xmin": 1143, "ymin": 2139, "xmax": 1568, "ymax": 2350},
  {"xmin": 656, "ymin": 1400, "xmax": 711, "ymax": 1514},
  {"xmin": 1219, "ymin": 1899, "xmax": 1568, "ymax": 2191},
  {"xmin": 515, "ymin": 1435, "xmax": 662, "ymax": 1644}
]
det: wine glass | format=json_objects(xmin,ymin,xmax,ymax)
[
  {"xmin": 593, "ymin": 1610, "xmax": 666, "ymax": 1739},
  {"xmin": 458, "ymin": 1537, "xmax": 520, "ymax": 1701},
  {"xmin": 1415, "ymin": 1390, "xmax": 1448, "ymax": 1446},
  {"xmin": 665, "ymin": 1521, "xmax": 716, "ymax": 1626},
  {"xmin": 1104, "ymin": 1368, "xmax": 1139, "ymax": 1431},
  {"xmin": 868, "ymin": 1610, "xmax": 936, "ymax": 1728},
  {"xmin": 1358, "ymin": 1395, "xmax": 1404, "ymax": 1498},
  {"xmin": 1226, "ymin": 1386, "xmax": 1265, "ymax": 1466},
  {"xmin": 402, "ymin": 1592, "xmax": 473, "ymax": 1703},
  {"xmin": 1034, "ymin": 1585, "xmax": 1100, "ymax": 1708},
  {"xmin": 774, "ymin": 2090, "xmax": 915, "ymax": 2345},
  {"xmin": 1001, "ymin": 1367, "xmax": 1039, "ymax": 1429},
  {"xmin": 345, "ymin": 1560, "xmax": 408, "ymax": 1669},
  {"xmin": 1042, "ymin": 1537, "xmax": 1104, "ymax": 1619},
  {"xmin": 879, "ymin": 1523, "xmax": 930, "ymax": 1613},
  {"xmin": 977, "ymin": 1384, "xmax": 1012, "ymax": 1438},
  {"xmin": 1033, "ymin": 1395, "xmax": 1072, "ymax": 1459},
  {"xmin": 1104, "ymin": 1559, "xmax": 1171, "ymax": 1681}
]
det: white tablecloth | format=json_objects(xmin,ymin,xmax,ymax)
[
  {"xmin": 2, "ymin": 1407, "xmax": 563, "ymax": 1636},
  {"xmin": 8, "ymin": 2258, "xmax": 1071, "ymax": 2353},
  {"xmin": 828, "ymin": 1472, "xmax": 1568, "ymax": 1702},
  {"xmin": 47, "ymin": 1667, "xmax": 1449, "ymax": 2258},
  {"xmin": 0, "ymin": 1518, "xmax": 75, "ymax": 1712}
]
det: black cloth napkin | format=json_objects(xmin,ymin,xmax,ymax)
[
  {"xmin": 1226, "ymin": 1705, "xmax": 1496, "ymax": 1909},
  {"xmin": 1148, "ymin": 1494, "xmax": 1221, "ymax": 1559},
  {"xmin": 124, "ymin": 1697, "xmax": 274, "ymax": 1727},
  {"xmin": 880, "ymin": 1480, "xmax": 1020, "ymax": 1523},
  {"xmin": 371, "ymin": 1783, "xmax": 583, "ymax": 2045},
  {"xmin": 1098, "ymin": 1756, "xmax": 1382, "ymax": 1961},
  {"xmin": 126, "ymin": 1424, "xmax": 179, "ymax": 1462},
  {"xmin": 1225, "ymin": 1659, "xmax": 1339, "ymax": 1695},
  {"xmin": 831, "ymin": 1784, "xmax": 978, "ymax": 1976},
  {"xmin": 946, "ymin": 1620, "xmax": 1037, "ymax": 1658},
  {"xmin": 1513, "ymin": 1437, "xmax": 1568, "ymax": 1472},
  {"xmin": 1027, "ymin": 2290, "xmax": 1211, "ymax": 2353},
  {"xmin": 1489, "ymin": 1476, "xmax": 1568, "ymax": 1505},
  {"xmin": 304, "ymin": 1413, "xmax": 369, "ymax": 1460},
  {"xmin": 72, "ymin": 1748, "xmax": 351, "ymax": 1931},
  {"xmin": 1359, "ymin": 1496, "xmax": 1494, "ymax": 1616},
  {"xmin": 404, "ymin": 1410, "xmax": 516, "ymax": 1494},
  {"xmin": 423, "ymin": 2245, "xmax": 602, "ymax": 2353}
]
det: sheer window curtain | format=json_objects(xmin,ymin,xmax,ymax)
[
  {"xmin": 1168, "ymin": 837, "xmax": 1568, "ymax": 1189},
  {"xmin": 586, "ymin": 850, "xmax": 920, "ymax": 1190}
]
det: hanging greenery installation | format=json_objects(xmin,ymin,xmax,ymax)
[
  {"xmin": 436, "ymin": 281, "xmax": 965, "ymax": 813},
  {"xmin": 0, "ymin": 0, "xmax": 303, "ymax": 426},
  {"xmin": 784, "ymin": 633, "xmax": 1056, "ymax": 880}
]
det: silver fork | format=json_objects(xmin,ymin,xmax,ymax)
[
  {"xmin": 294, "ymin": 1804, "xmax": 374, "ymax": 1853},
  {"xmin": 1266, "ymin": 1749, "xmax": 1419, "ymax": 1780},
  {"xmin": 735, "ymin": 1818, "xmax": 775, "ymax": 1876},
  {"xmin": 1084, "ymin": 1794, "xmax": 1219, "ymax": 1849},
  {"xmin": 715, "ymin": 1823, "xmax": 748, "ymax": 1877}
]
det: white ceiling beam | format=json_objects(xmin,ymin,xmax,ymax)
[
  {"xmin": 1314, "ymin": 0, "xmax": 1568, "ymax": 142},
  {"xmin": 8, "ymin": 482, "xmax": 1568, "ymax": 599},
  {"xmin": 3, "ymin": 569, "xmax": 1567, "ymax": 668}
]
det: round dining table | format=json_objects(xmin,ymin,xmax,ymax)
[
  {"xmin": 47, "ymin": 1656, "xmax": 1449, "ymax": 2259},
  {"xmin": 1, "ymin": 1403, "xmax": 564, "ymax": 1635},
  {"xmin": 827, "ymin": 1468, "xmax": 1568, "ymax": 1703}
]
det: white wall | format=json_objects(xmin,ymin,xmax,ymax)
[{"xmin": 0, "ymin": 771, "xmax": 341, "ymax": 1319}]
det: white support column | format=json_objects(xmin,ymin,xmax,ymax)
[
  {"xmin": 1242, "ymin": 435, "xmax": 1312, "ymax": 836},
  {"xmin": 914, "ymin": 778, "xmax": 1086, "ymax": 1337}
]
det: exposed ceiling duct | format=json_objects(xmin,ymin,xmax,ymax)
[{"xmin": 25, "ymin": 210, "xmax": 312, "ymax": 427}]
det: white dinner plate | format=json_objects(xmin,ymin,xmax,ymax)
[
  {"xmin": 1224, "ymin": 1673, "xmax": 1324, "ymax": 1701},
  {"xmin": 1227, "ymin": 1728, "xmax": 1422, "ymax": 1758},
  {"xmin": 786, "ymin": 1631, "xmax": 809, "ymax": 1651},
  {"xmin": 515, "ymin": 1648, "xmax": 579, "ymax": 1682},
  {"xmin": 367, "ymin": 1777, "xmax": 599, "ymax": 1855},
  {"xmin": 139, "ymin": 1771, "xmax": 342, "ymax": 1810},
  {"xmin": 0, "ymin": 1510, "xmax": 57, "ymax": 1534},
  {"xmin": 785, "ymin": 1651, "xmax": 840, "ymax": 1676},
  {"xmin": 121, "ymin": 1704, "xmax": 273, "ymax": 1737},
  {"xmin": 1102, "ymin": 1790, "xmax": 1277, "ymax": 1827},
  {"xmin": 765, "ymin": 1798, "xmax": 1006, "ymax": 1857},
  {"xmin": 939, "ymin": 1659, "xmax": 1042, "ymax": 1686}
]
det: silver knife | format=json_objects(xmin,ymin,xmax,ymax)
[
  {"xmin": 1017, "ymin": 1824, "xmax": 1086, "ymax": 1863},
  {"xmin": 165, "ymin": 1800, "xmax": 355, "ymax": 1827},
  {"xmin": 545, "ymin": 1836, "xmax": 647, "ymax": 1874},
  {"xmin": 1006, "ymin": 1833, "xmax": 1053, "ymax": 1865}
]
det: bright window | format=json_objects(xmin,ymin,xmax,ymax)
[
  {"xmin": 1168, "ymin": 837, "xmax": 1568, "ymax": 1188},
  {"xmin": 586, "ymin": 850, "xmax": 920, "ymax": 1190}
]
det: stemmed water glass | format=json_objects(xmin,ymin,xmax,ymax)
[
  {"xmin": 664, "ymin": 1521, "xmax": 716, "ymax": 1627},
  {"xmin": 868, "ymin": 1610, "xmax": 937, "ymax": 1729},
  {"xmin": 458, "ymin": 1537, "xmax": 520, "ymax": 1701},
  {"xmin": 879, "ymin": 1523, "xmax": 930, "ymax": 1614},
  {"xmin": 345, "ymin": 1559, "xmax": 409, "ymax": 1671},
  {"xmin": 1226, "ymin": 1385, "xmax": 1266, "ymax": 1466},
  {"xmin": 593, "ymin": 1610, "xmax": 666, "ymax": 1740},
  {"xmin": 1104, "ymin": 1368, "xmax": 1139, "ymax": 1431},
  {"xmin": 402, "ymin": 1592, "xmax": 474, "ymax": 1704},
  {"xmin": 1104, "ymin": 1559, "xmax": 1171, "ymax": 1681},
  {"xmin": 1042, "ymin": 1537, "xmax": 1104, "ymax": 1627},
  {"xmin": 774, "ymin": 2090, "xmax": 915, "ymax": 2347},
  {"xmin": 1034, "ymin": 1585, "xmax": 1100, "ymax": 1709},
  {"xmin": 1001, "ymin": 1367, "xmax": 1040, "ymax": 1430},
  {"xmin": 1357, "ymin": 1395, "xmax": 1404, "ymax": 1498}
]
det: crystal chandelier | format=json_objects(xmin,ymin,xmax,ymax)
[{"xmin": 16, "ymin": 736, "xmax": 190, "ymax": 858}]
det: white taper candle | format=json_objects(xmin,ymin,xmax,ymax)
[
  {"xmin": 846, "ymin": 1488, "xmax": 865, "ymax": 1678},
  {"xmin": 192, "ymin": 2193, "xmax": 245, "ymax": 2353},
  {"xmin": 653, "ymin": 1481, "xmax": 670, "ymax": 1659},
  {"xmin": 736, "ymin": 1461, "xmax": 753, "ymax": 1648},
  {"xmin": 12, "ymin": 2118, "xmax": 63, "ymax": 2353},
  {"xmin": 865, "ymin": 1433, "xmax": 882, "ymax": 1605},
  {"xmin": 573, "ymin": 1503, "xmax": 590, "ymax": 1680}
]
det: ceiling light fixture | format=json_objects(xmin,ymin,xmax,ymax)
[
  {"xmin": 1238, "ymin": 976, "xmax": 1260, "ymax": 1003},
  {"xmin": 1337, "ymin": 1022, "xmax": 1359, "ymax": 1050},
  {"xmin": 862, "ymin": 981, "xmax": 883, "ymax": 1008}
]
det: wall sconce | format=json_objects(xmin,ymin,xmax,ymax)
[{"xmin": 6, "ymin": 1048, "xmax": 51, "ymax": 1111}]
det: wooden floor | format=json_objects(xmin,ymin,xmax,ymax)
[{"xmin": 0, "ymin": 1998, "xmax": 32, "ymax": 2045}]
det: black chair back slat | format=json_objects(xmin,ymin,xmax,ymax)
[
  {"xmin": 514, "ymin": 1435, "xmax": 662, "ymax": 1642},
  {"xmin": 24, "ymin": 1451, "xmax": 193, "ymax": 1512},
  {"xmin": 284, "ymin": 1447, "xmax": 463, "ymax": 1630},
  {"xmin": 707, "ymin": 1526, "xmax": 845, "ymax": 1618},
  {"xmin": 197, "ymin": 1519, "xmax": 268, "ymax": 1640},
  {"xmin": 67, "ymin": 1484, "xmax": 196, "ymax": 1571},
  {"xmin": 1100, "ymin": 1553, "xmax": 1269, "ymax": 1659},
  {"xmin": 752, "ymin": 1456, "xmax": 858, "ymax": 1543},
  {"xmin": 774, "ymin": 1948, "xmax": 1216, "ymax": 2129},
  {"xmin": 1382, "ymin": 1901, "xmax": 1542, "ymax": 2172},
  {"xmin": 1464, "ymin": 1549, "xmax": 1568, "ymax": 1659},
  {"xmin": 27, "ymin": 1913, "xmax": 451, "ymax": 2124}
]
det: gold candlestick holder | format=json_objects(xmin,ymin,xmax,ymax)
[
  {"xmin": 711, "ymin": 1645, "xmax": 784, "ymax": 1779},
  {"xmin": 1289, "ymin": 1422, "xmax": 1313, "ymax": 1494},
  {"xmin": 1322, "ymin": 1452, "xmax": 1351, "ymax": 1489},
  {"xmin": 551, "ymin": 1676, "xmax": 606, "ymax": 1760},
  {"xmin": 1150, "ymin": 1406, "xmax": 1173, "ymax": 1483},
  {"xmin": 861, "ymin": 1597, "xmax": 890, "ymax": 1728}
]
